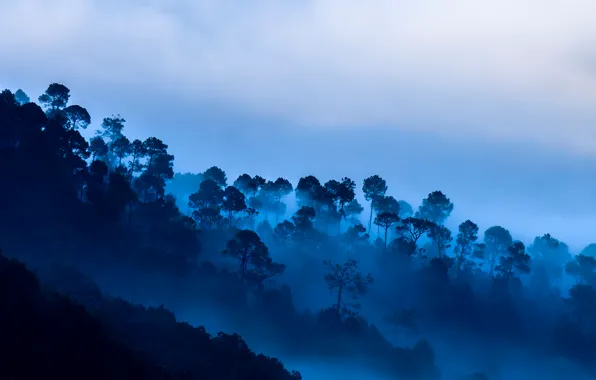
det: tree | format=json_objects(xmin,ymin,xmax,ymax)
[
  {"xmin": 528, "ymin": 234, "xmax": 571, "ymax": 288},
  {"xmin": 291, "ymin": 206, "xmax": 316, "ymax": 232},
  {"xmin": 97, "ymin": 115, "xmax": 125, "ymax": 143},
  {"xmin": 234, "ymin": 174, "xmax": 258, "ymax": 196},
  {"xmin": 252, "ymin": 175, "xmax": 267, "ymax": 194},
  {"xmin": 295, "ymin": 175, "xmax": 322, "ymax": 206},
  {"xmin": 143, "ymin": 137, "xmax": 167, "ymax": 169},
  {"xmin": 454, "ymin": 220, "xmax": 479, "ymax": 278},
  {"xmin": 110, "ymin": 136, "xmax": 131, "ymax": 166},
  {"xmin": 335, "ymin": 178, "xmax": 356, "ymax": 213},
  {"xmin": 189, "ymin": 179, "xmax": 225, "ymax": 229},
  {"xmin": 128, "ymin": 139, "xmax": 146, "ymax": 177},
  {"xmin": 375, "ymin": 212, "xmax": 399, "ymax": 250},
  {"xmin": 373, "ymin": 195, "xmax": 400, "ymax": 214},
  {"xmin": 396, "ymin": 217, "xmax": 433, "ymax": 245},
  {"xmin": 372, "ymin": 195, "xmax": 399, "ymax": 236},
  {"xmin": 89, "ymin": 136, "xmax": 108, "ymax": 161},
  {"xmin": 38, "ymin": 83, "xmax": 70, "ymax": 110},
  {"xmin": 397, "ymin": 200, "xmax": 414, "ymax": 219},
  {"xmin": 223, "ymin": 230, "xmax": 269, "ymax": 285},
  {"xmin": 427, "ymin": 224, "xmax": 452, "ymax": 259},
  {"xmin": 265, "ymin": 177, "xmax": 293, "ymax": 221},
  {"xmin": 222, "ymin": 186, "xmax": 247, "ymax": 226},
  {"xmin": 495, "ymin": 241, "xmax": 530, "ymax": 283},
  {"xmin": 565, "ymin": 254, "xmax": 596, "ymax": 286},
  {"xmin": 246, "ymin": 255, "xmax": 286, "ymax": 294},
  {"xmin": 137, "ymin": 137, "xmax": 174, "ymax": 201},
  {"xmin": 483, "ymin": 226, "xmax": 513, "ymax": 277},
  {"xmin": 416, "ymin": 191, "xmax": 454, "ymax": 225},
  {"xmin": 256, "ymin": 184, "xmax": 283, "ymax": 220},
  {"xmin": 193, "ymin": 207, "xmax": 222, "ymax": 230},
  {"xmin": 344, "ymin": 199, "xmax": 364, "ymax": 224},
  {"xmin": 291, "ymin": 206, "xmax": 318, "ymax": 242},
  {"xmin": 566, "ymin": 284, "xmax": 596, "ymax": 334},
  {"xmin": 106, "ymin": 171, "xmax": 138, "ymax": 227},
  {"xmin": 86, "ymin": 160, "xmax": 109, "ymax": 209},
  {"xmin": 189, "ymin": 179, "xmax": 224, "ymax": 211},
  {"xmin": 14, "ymin": 89, "xmax": 30, "ymax": 105},
  {"xmin": 323, "ymin": 259, "xmax": 374, "ymax": 318},
  {"xmin": 271, "ymin": 177, "xmax": 294, "ymax": 201},
  {"xmin": 203, "ymin": 166, "xmax": 227, "ymax": 188},
  {"xmin": 64, "ymin": 105, "xmax": 91, "ymax": 130},
  {"xmin": 323, "ymin": 177, "xmax": 356, "ymax": 232},
  {"xmin": 343, "ymin": 223, "xmax": 369, "ymax": 252},
  {"xmin": 362, "ymin": 175, "xmax": 388, "ymax": 232},
  {"xmin": 243, "ymin": 207, "xmax": 259, "ymax": 229},
  {"xmin": 274, "ymin": 220, "xmax": 295, "ymax": 245}
]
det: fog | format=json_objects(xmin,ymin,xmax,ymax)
[{"xmin": 3, "ymin": 1, "xmax": 596, "ymax": 378}]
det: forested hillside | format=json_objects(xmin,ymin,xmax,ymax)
[{"xmin": 2, "ymin": 84, "xmax": 596, "ymax": 379}]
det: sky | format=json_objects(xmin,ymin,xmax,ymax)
[{"xmin": 1, "ymin": 0, "xmax": 596, "ymax": 249}]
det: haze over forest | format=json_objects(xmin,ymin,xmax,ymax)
[
  {"xmin": 4, "ymin": 1, "xmax": 596, "ymax": 249},
  {"xmin": 2, "ymin": 1, "xmax": 596, "ymax": 380}
]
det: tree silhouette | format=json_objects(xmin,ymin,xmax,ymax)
[
  {"xmin": 223, "ymin": 230, "xmax": 270, "ymax": 285},
  {"xmin": 528, "ymin": 233, "xmax": 571, "ymax": 288},
  {"xmin": 344, "ymin": 199, "xmax": 364, "ymax": 225},
  {"xmin": 189, "ymin": 179, "xmax": 224, "ymax": 229},
  {"xmin": 89, "ymin": 136, "xmax": 108, "ymax": 161},
  {"xmin": 416, "ymin": 191, "xmax": 454, "ymax": 225},
  {"xmin": 246, "ymin": 255, "xmax": 286, "ymax": 294},
  {"xmin": 496, "ymin": 241, "xmax": 531, "ymax": 284},
  {"xmin": 396, "ymin": 217, "xmax": 433, "ymax": 245},
  {"xmin": 110, "ymin": 136, "xmax": 131, "ymax": 166},
  {"xmin": 64, "ymin": 105, "xmax": 91, "ymax": 130},
  {"xmin": 427, "ymin": 224, "xmax": 453, "ymax": 259},
  {"xmin": 362, "ymin": 175, "xmax": 388, "ymax": 232},
  {"xmin": 274, "ymin": 220, "xmax": 295, "ymax": 245},
  {"xmin": 203, "ymin": 166, "xmax": 228, "ymax": 188},
  {"xmin": 38, "ymin": 83, "xmax": 70, "ymax": 111},
  {"xmin": 97, "ymin": 115, "xmax": 125, "ymax": 143},
  {"xmin": 375, "ymin": 211, "xmax": 400, "ymax": 250},
  {"xmin": 222, "ymin": 186, "xmax": 247, "ymax": 225},
  {"xmin": 296, "ymin": 175, "xmax": 322, "ymax": 206},
  {"xmin": 484, "ymin": 226, "xmax": 513, "ymax": 277},
  {"xmin": 454, "ymin": 220, "xmax": 479, "ymax": 278},
  {"xmin": 566, "ymin": 254, "xmax": 596, "ymax": 286},
  {"xmin": 323, "ymin": 259, "xmax": 374, "ymax": 318},
  {"xmin": 128, "ymin": 139, "xmax": 147, "ymax": 177},
  {"xmin": 397, "ymin": 200, "xmax": 414, "ymax": 219},
  {"xmin": 234, "ymin": 173, "xmax": 260, "ymax": 197},
  {"xmin": 14, "ymin": 89, "xmax": 30, "ymax": 105}
]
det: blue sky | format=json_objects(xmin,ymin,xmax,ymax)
[{"xmin": 2, "ymin": 0, "xmax": 596, "ymax": 249}]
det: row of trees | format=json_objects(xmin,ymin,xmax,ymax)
[{"xmin": 4, "ymin": 83, "xmax": 596, "ymax": 378}]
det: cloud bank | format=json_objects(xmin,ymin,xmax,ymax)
[{"xmin": 2, "ymin": 0, "xmax": 596, "ymax": 151}]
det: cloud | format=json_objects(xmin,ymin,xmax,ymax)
[{"xmin": 2, "ymin": 0, "xmax": 596, "ymax": 151}]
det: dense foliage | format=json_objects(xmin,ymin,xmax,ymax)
[
  {"xmin": 0, "ymin": 254, "xmax": 301, "ymax": 380},
  {"xmin": 2, "ymin": 84, "xmax": 596, "ymax": 379}
]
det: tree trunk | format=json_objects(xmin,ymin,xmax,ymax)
[
  {"xmin": 336, "ymin": 285, "xmax": 343, "ymax": 317},
  {"xmin": 384, "ymin": 227, "xmax": 388, "ymax": 251},
  {"xmin": 368, "ymin": 203, "xmax": 373, "ymax": 233}
]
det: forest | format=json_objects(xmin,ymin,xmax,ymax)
[{"xmin": 1, "ymin": 83, "xmax": 596, "ymax": 379}]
